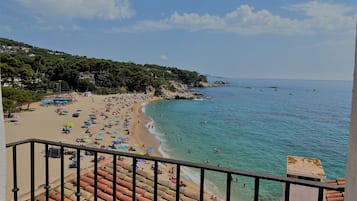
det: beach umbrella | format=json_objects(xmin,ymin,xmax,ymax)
[
  {"xmin": 131, "ymin": 164, "xmax": 140, "ymax": 169},
  {"xmin": 62, "ymin": 109, "xmax": 69, "ymax": 114},
  {"xmin": 56, "ymin": 107, "xmax": 64, "ymax": 113},
  {"xmin": 112, "ymin": 141, "xmax": 120, "ymax": 145},
  {"xmin": 118, "ymin": 136, "xmax": 125, "ymax": 141},
  {"xmin": 118, "ymin": 145, "xmax": 127, "ymax": 150},
  {"xmin": 113, "ymin": 131, "xmax": 119, "ymax": 135},
  {"xmin": 71, "ymin": 156, "xmax": 83, "ymax": 162},
  {"xmin": 146, "ymin": 147, "xmax": 153, "ymax": 153},
  {"xmin": 84, "ymin": 121, "xmax": 91, "ymax": 126},
  {"xmin": 76, "ymin": 109, "xmax": 82, "ymax": 113},
  {"xmin": 95, "ymin": 135, "xmax": 103, "ymax": 140},
  {"xmin": 65, "ymin": 122, "xmax": 74, "ymax": 127}
]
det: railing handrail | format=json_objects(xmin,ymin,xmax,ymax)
[{"xmin": 6, "ymin": 138, "xmax": 345, "ymax": 192}]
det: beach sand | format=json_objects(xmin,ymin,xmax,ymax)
[{"xmin": 5, "ymin": 93, "xmax": 211, "ymax": 201}]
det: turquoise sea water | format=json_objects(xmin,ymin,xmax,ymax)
[{"xmin": 143, "ymin": 78, "xmax": 351, "ymax": 201}]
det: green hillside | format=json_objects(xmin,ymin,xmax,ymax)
[{"xmin": 0, "ymin": 37, "xmax": 207, "ymax": 95}]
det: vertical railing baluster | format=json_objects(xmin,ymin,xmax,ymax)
[
  {"xmin": 45, "ymin": 144, "xmax": 50, "ymax": 201},
  {"xmin": 76, "ymin": 148, "xmax": 81, "ymax": 201},
  {"xmin": 226, "ymin": 173, "xmax": 232, "ymax": 201},
  {"xmin": 112, "ymin": 155, "xmax": 117, "ymax": 201},
  {"xmin": 132, "ymin": 157, "xmax": 137, "ymax": 201},
  {"xmin": 176, "ymin": 164, "xmax": 181, "ymax": 201},
  {"xmin": 200, "ymin": 168, "xmax": 204, "ymax": 201},
  {"xmin": 94, "ymin": 152, "xmax": 98, "ymax": 201},
  {"xmin": 12, "ymin": 145, "xmax": 18, "ymax": 201},
  {"xmin": 31, "ymin": 141, "xmax": 35, "ymax": 201},
  {"xmin": 285, "ymin": 182, "xmax": 290, "ymax": 201},
  {"xmin": 254, "ymin": 177, "xmax": 260, "ymax": 201},
  {"xmin": 154, "ymin": 160, "xmax": 158, "ymax": 201},
  {"xmin": 318, "ymin": 187, "xmax": 324, "ymax": 201},
  {"xmin": 60, "ymin": 146, "xmax": 64, "ymax": 201}
]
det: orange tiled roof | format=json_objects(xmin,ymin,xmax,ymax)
[
  {"xmin": 31, "ymin": 159, "xmax": 204, "ymax": 201},
  {"xmin": 325, "ymin": 178, "xmax": 345, "ymax": 201}
]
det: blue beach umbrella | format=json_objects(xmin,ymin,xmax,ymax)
[
  {"xmin": 131, "ymin": 164, "xmax": 140, "ymax": 169},
  {"xmin": 146, "ymin": 147, "xmax": 153, "ymax": 153},
  {"xmin": 118, "ymin": 136, "xmax": 125, "ymax": 141},
  {"xmin": 112, "ymin": 141, "xmax": 120, "ymax": 145},
  {"xmin": 113, "ymin": 131, "xmax": 119, "ymax": 135},
  {"xmin": 118, "ymin": 145, "xmax": 127, "ymax": 150}
]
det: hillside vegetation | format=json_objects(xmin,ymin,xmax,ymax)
[
  {"xmin": 0, "ymin": 37, "xmax": 207, "ymax": 95},
  {"xmin": 0, "ymin": 37, "xmax": 208, "ymax": 115}
]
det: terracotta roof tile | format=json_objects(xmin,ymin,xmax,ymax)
[
  {"xmin": 32, "ymin": 160, "xmax": 208, "ymax": 201},
  {"xmin": 325, "ymin": 178, "xmax": 345, "ymax": 201}
]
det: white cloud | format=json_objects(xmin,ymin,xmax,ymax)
[
  {"xmin": 18, "ymin": 0, "xmax": 135, "ymax": 20},
  {"xmin": 113, "ymin": 1, "xmax": 356, "ymax": 35},
  {"xmin": 160, "ymin": 54, "xmax": 168, "ymax": 60},
  {"xmin": 285, "ymin": 1, "xmax": 355, "ymax": 32},
  {"xmin": 168, "ymin": 12, "xmax": 226, "ymax": 31}
]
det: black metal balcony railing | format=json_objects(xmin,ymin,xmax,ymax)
[{"xmin": 6, "ymin": 138, "xmax": 344, "ymax": 201}]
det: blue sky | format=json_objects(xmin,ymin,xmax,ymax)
[{"xmin": 0, "ymin": 0, "xmax": 356, "ymax": 80}]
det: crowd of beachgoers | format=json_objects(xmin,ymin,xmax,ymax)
[{"xmin": 5, "ymin": 92, "xmax": 218, "ymax": 200}]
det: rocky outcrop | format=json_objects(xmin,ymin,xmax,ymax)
[
  {"xmin": 195, "ymin": 80, "xmax": 227, "ymax": 88},
  {"xmin": 160, "ymin": 81, "xmax": 204, "ymax": 99},
  {"xmin": 151, "ymin": 80, "xmax": 227, "ymax": 100}
]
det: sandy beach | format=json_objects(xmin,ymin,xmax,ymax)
[{"xmin": 5, "ymin": 93, "xmax": 211, "ymax": 201}]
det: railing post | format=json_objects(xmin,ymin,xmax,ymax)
[
  {"xmin": 285, "ymin": 182, "xmax": 290, "ymax": 201},
  {"xmin": 94, "ymin": 152, "xmax": 98, "ymax": 201},
  {"xmin": 154, "ymin": 160, "xmax": 158, "ymax": 201},
  {"xmin": 30, "ymin": 141, "xmax": 35, "ymax": 201},
  {"xmin": 12, "ymin": 145, "xmax": 19, "ymax": 201},
  {"xmin": 176, "ymin": 164, "xmax": 181, "ymax": 201},
  {"xmin": 318, "ymin": 187, "xmax": 324, "ymax": 201},
  {"xmin": 112, "ymin": 155, "xmax": 117, "ymax": 201},
  {"xmin": 200, "ymin": 168, "xmax": 205, "ymax": 201},
  {"xmin": 45, "ymin": 144, "xmax": 50, "ymax": 201},
  {"xmin": 60, "ymin": 146, "xmax": 64, "ymax": 201},
  {"xmin": 226, "ymin": 173, "xmax": 232, "ymax": 201},
  {"xmin": 76, "ymin": 148, "xmax": 81, "ymax": 201},
  {"xmin": 132, "ymin": 157, "xmax": 137, "ymax": 201},
  {"xmin": 254, "ymin": 177, "xmax": 260, "ymax": 201}
]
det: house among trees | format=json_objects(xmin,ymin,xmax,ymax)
[{"xmin": 79, "ymin": 72, "xmax": 95, "ymax": 84}]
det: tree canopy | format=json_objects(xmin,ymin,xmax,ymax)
[{"xmin": 0, "ymin": 37, "xmax": 208, "ymax": 95}]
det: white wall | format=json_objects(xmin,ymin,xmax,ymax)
[
  {"xmin": 345, "ymin": 25, "xmax": 357, "ymax": 201},
  {"xmin": 0, "ymin": 85, "xmax": 6, "ymax": 200}
]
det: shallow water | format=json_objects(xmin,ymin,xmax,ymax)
[{"xmin": 144, "ymin": 78, "xmax": 351, "ymax": 200}]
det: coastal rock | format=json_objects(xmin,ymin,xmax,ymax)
[
  {"xmin": 195, "ymin": 80, "xmax": 228, "ymax": 88},
  {"xmin": 213, "ymin": 80, "xmax": 227, "ymax": 85},
  {"xmin": 160, "ymin": 81, "xmax": 204, "ymax": 100}
]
